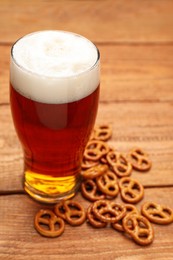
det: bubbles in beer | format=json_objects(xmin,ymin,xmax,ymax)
[{"xmin": 10, "ymin": 31, "xmax": 100, "ymax": 104}]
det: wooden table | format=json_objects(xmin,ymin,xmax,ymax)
[{"xmin": 0, "ymin": 1, "xmax": 173, "ymax": 259}]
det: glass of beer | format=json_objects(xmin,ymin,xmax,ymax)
[{"xmin": 10, "ymin": 30, "xmax": 100, "ymax": 203}]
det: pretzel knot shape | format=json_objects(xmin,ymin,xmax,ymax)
[
  {"xmin": 54, "ymin": 200, "xmax": 86, "ymax": 226},
  {"xmin": 93, "ymin": 124, "xmax": 112, "ymax": 141},
  {"xmin": 81, "ymin": 164, "xmax": 108, "ymax": 180},
  {"xmin": 92, "ymin": 200, "xmax": 126, "ymax": 223},
  {"xmin": 81, "ymin": 179, "xmax": 105, "ymax": 201},
  {"xmin": 141, "ymin": 202, "xmax": 173, "ymax": 225},
  {"xmin": 122, "ymin": 213, "xmax": 154, "ymax": 246},
  {"xmin": 111, "ymin": 204, "xmax": 139, "ymax": 232},
  {"xmin": 34, "ymin": 209, "xmax": 65, "ymax": 238},
  {"xmin": 87, "ymin": 204, "xmax": 107, "ymax": 228},
  {"xmin": 84, "ymin": 140, "xmax": 110, "ymax": 161},
  {"xmin": 119, "ymin": 177, "xmax": 144, "ymax": 204},
  {"xmin": 81, "ymin": 157, "xmax": 99, "ymax": 170},
  {"xmin": 96, "ymin": 170, "xmax": 119, "ymax": 197},
  {"xmin": 106, "ymin": 150, "xmax": 132, "ymax": 177},
  {"xmin": 128, "ymin": 148, "xmax": 152, "ymax": 172}
]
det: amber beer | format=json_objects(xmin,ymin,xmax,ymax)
[{"xmin": 10, "ymin": 31, "xmax": 100, "ymax": 203}]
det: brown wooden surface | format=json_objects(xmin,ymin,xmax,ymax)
[{"xmin": 0, "ymin": 0, "xmax": 173, "ymax": 259}]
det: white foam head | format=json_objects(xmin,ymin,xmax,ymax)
[{"xmin": 10, "ymin": 30, "xmax": 100, "ymax": 104}]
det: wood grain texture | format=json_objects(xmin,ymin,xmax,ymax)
[
  {"xmin": 1, "ymin": 101, "xmax": 173, "ymax": 191},
  {"xmin": 2, "ymin": 44, "xmax": 173, "ymax": 104},
  {"xmin": 1, "ymin": 0, "xmax": 173, "ymax": 43},
  {"xmin": 0, "ymin": 188, "xmax": 173, "ymax": 259},
  {"xmin": 0, "ymin": 0, "xmax": 173, "ymax": 258},
  {"xmin": 0, "ymin": 46, "xmax": 10, "ymax": 104}
]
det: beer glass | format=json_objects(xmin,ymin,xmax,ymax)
[{"xmin": 10, "ymin": 30, "xmax": 100, "ymax": 203}]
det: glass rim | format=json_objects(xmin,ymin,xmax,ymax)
[{"xmin": 11, "ymin": 30, "xmax": 100, "ymax": 80}]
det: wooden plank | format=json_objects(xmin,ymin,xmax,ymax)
[
  {"xmin": 100, "ymin": 45, "xmax": 173, "ymax": 102},
  {"xmin": 0, "ymin": 188, "xmax": 173, "ymax": 259},
  {"xmin": 2, "ymin": 44, "xmax": 173, "ymax": 104},
  {"xmin": 0, "ymin": 46, "xmax": 10, "ymax": 104},
  {"xmin": 1, "ymin": 101, "xmax": 173, "ymax": 192},
  {"xmin": 0, "ymin": 105, "xmax": 23, "ymax": 191},
  {"xmin": 1, "ymin": 0, "xmax": 173, "ymax": 44},
  {"xmin": 97, "ymin": 102, "xmax": 173, "ymax": 187}
]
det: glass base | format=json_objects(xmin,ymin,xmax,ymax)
[{"xmin": 24, "ymin": 170, "xmax": 81, "ymax": 204}]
